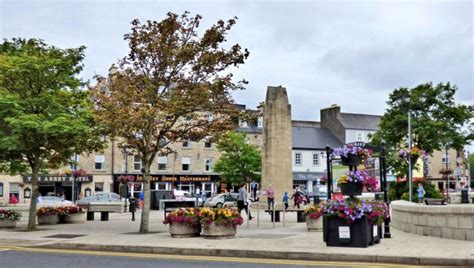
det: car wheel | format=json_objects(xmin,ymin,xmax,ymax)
[{"xmin": 216, "ymin": 203, "xmax": 223, "ymax": 208}]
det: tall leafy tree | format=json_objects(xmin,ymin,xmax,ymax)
[
  {"xmin": 92, "ymin": 12, "xmax": 249, "ymax": 233},
  {"xmin": 0, "ymin": 38, "xmax": 104, "ymax": 230},
  {"xmin": 213, "ymin": 131, "xmax": 261, "ymax": 187},
  {"xmin": 372, "ymin": 82, "xmax": 473, "ymax": 177}
]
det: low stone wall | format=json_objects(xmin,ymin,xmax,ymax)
[{"xmin": 391, "ymin": 200, "xmax": 474, "ymax": 241}]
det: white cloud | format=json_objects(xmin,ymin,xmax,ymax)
[{"xmin": 1, "ymin": 0, "xmax": 472, "ymax": 120}]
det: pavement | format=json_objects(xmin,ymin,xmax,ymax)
[{"xmin": 1, "ymin": 206, "xmax": 474, "ymax": 267}]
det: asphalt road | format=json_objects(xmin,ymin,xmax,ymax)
[{"xmin": 0, "ymin": 248, "xmax": 387, "ymax": 268}]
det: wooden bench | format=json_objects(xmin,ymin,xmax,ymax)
[
  {"xmin": 424, "ymin": 198, "xmax": 447, "ymax": 205},
  {"xmin": 162, "ymin": 200, "xmax": 196, "ymax": 218},
  {"xmin": 264, "ymin": 209, "xmax": 306, "ymax": 223},
  {"xmin": 85, "ymin": 202, "xmax": 122, "ymax": 221}
]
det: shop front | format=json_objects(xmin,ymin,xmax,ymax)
[
  {"xmin": 23, "ymin": 175, "xmax": 93, "ymax": 201},
  {"xmin": 113, "ymin": 174, "xmax": 220, "ymax": 198},
  {"xmin": 293, "ymin": 172, "xmax": 326, "ymax": 193}
]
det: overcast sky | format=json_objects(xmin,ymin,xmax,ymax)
[{"xmin": 1, "ymin": 0, "xmax": 472, "ymax": 122}]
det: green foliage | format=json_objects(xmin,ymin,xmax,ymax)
[
  {"xmin": 388, "ymin": 180, "xmax": 443, "ymax": 202},
  {"xmin": 469, "ymin": 154, "xmax": 474, "ymax": 186},
  {"xmin": 92, "ymin": 12, "xmax": 249, "ymax": 233},
  {"xmin": 213, "ymin": 131, "xmax": 261, "ymax": 187},
  {"xmin": 371, "ymin": 82, "xmax": 473, "ymax": 174},
  {"xmin": 0, "ymin": 38, "xmax": 104, "ymax": 230}
]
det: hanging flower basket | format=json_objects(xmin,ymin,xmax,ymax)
[
  {"xmin": 339, "ymin": 182, "xmax": 363, "ymax": 196},
  {"xmin": 332, "ymin": 145, "xmax": 372, "ymax": 166}
]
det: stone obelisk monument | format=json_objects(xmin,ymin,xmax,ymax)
[{"xmin": 261, "ymin": 86, "xmax": 292, "ymax": 203}]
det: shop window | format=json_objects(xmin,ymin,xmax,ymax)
[
  {"xmin": 205, "ymin": 158, "xmax": 213, "ymax": 172},
  {"xmin": 9, "ymin": 183, "xmax": 19, "ymax": 200},
  {"xmin": 182, "ymin": 157, "xmax": 191, "ymax": 171},
  {"xmin": 133, "ymin": 155, "xmax": 142, "ymax": 171},
  {"xmin": 0, "ymin": 182, "xmax": 3, "ymax": 197},
  {"xmin": 157, "ymin": 156, "xmax": 167, "ymax": 171},
  {"xmin": 95, "ymin": 182, "xmax": 104, "ymax": 192},
  {"xmin": 95, "ymin": 155, "xmax": 105, "ymax": 170},
  {"xmin": 157, "ymin": 182, "xmax": 167, "ymax": 190}
]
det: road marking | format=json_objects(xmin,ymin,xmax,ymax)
[{"xmin": 0, "ymin": 245, "xmax": 433, "ymax": 268}]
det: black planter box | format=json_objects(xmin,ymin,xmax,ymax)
[
  {"xmin": 339, "ymin": 182, "xmax": 363, "ymax": 196},
  {"xmin": 369, "ymin": 224, "xmax": 381, "ymax": 245},
  {"xmin": 341, "ymin": 154, "xmax": 360, "ymax": 166},
  {"xmin": 323, "ymin": 215, "xmax": 371, "ymax": 248}
]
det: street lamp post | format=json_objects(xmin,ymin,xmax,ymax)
[
  {"xmin": 408, "ymin": 109, "xmax": 413, "ymax": 202},
  {"xmin": 72, "ymin": 153, "xmax": 77, "ymax": 203},
  {"xmin": 121, "ymin": 147, "xmax": 132, "ymax": 212},
  {"xmin": 446, "ymin": 146, "xmax": 450, "ymax": 204}
]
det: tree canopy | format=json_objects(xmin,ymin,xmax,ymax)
[
  {"xmin": 92, "ymin": 12, "xmax": 249, "ymax": 233},
  {"xmin": 213, "ymin": 131, "xmax": 261, "ymax": 187},
  {"xmin": 371, "ymin": 82, "xmax": 473, "ymax": 177},
  {"xmin": 0, "ymin": 38, "xmax": 104, "ymax": 230}
]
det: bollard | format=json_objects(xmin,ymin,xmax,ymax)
[{"xmin": 129, "ymin": 197, "xmax": 136, "ymax": 221}]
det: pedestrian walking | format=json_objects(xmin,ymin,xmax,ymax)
[
  {"xmin": 282, "ymin": 192, "xmax": 289, "ymax": 210},
  {"xmin": 139, "ymin": 191, "xmax": 145, "ymax": 209},
  {"xmin": 266, "ymin": 185, "xmax": 275, "ymax": 210},
  {"xmin": 237, "ymin": 183, "xmax": 253, "ymax": 220},
  {"xmin": 291, "ymin": 189, "xmax": 302, "ymax": 209},
  {"xmin": 417, "ymin": 183, "xmax": 425, "ymax": 204}
]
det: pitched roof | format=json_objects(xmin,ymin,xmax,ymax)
[
  {"xmin": 339, "ymin": 113, "xmax": 381, "ymax": 130},
  {"xmin": 292, "ymin": 127, "xmax": 342, "ymax": 149}
]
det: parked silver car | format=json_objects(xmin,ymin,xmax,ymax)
[
  {"xmin": 75, "ymin": 195, "xmax": 122, "ymax": 205},
  {"xmin": 204, "ymin": 193, "xmax": 239, "ymax": 208}
]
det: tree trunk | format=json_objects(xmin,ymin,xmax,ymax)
[
  {"xmin": 27, "ymin": 164, "xmax": 40, "ymax": 231},
  {"xmin": 139, "ymin": 162, "xmax": 151, "ymax": 233}
]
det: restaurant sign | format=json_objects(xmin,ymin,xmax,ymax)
[
  {"xmin": 23, "ymin": 175, "xmax": 93, "ymax": 183},
  {"xmin": 116, "ymin": 174, "xmax": 216, "ymax": 183}
]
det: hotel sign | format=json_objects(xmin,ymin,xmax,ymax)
[{"xmin": 23, "ymin": 175, "xmax": 93, "ymax": 183}]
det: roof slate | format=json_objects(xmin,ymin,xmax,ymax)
[
  {"xmin": 339, "ymin": 113, "xmax": 381, "ymax": 130},
  {"xmin": 292, "ymin": 127, "xmax": 342, "ymax": 149}
]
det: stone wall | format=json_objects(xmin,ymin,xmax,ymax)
[{"xmin": 391, "ymin": 200, "xmax": 474, "ymax": 241}]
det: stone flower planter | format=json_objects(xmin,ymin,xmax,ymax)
[
  {"xmin": 0, "ymin": 219, "xmax": 17, "ymax": 228},
  {"xmin": 64, "ymin": 213, "xmax": 86, "ymax": 224},
  {"xmin": 37, "ymin": 214, "xmax": 59, "ymax": 225},
  {"xmin": 306, "ymin": 217, "xmax": 323, "ymax": 231},
  {"xmin": 169, "ymin": 222, "xmax": 201, "ymax": 238},
  {"xmin": 202, "ymin": 222, "xmax": 237, "ymax": 239}
]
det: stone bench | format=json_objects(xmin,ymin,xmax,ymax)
[
  {"xmin": 84, "ymin": 202, "xmax": 122, "ymax": 221},
  {"xmin": 425, "ymin": 198, "xmax": 447, "ymax": 205}
]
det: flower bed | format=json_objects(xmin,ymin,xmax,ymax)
[
  {"xmin": 200, "ymin": 207, "xmax": 243, "ymax": 239},
  {"xmin": 163, "ymin": 208, "xmax": 201, "ymax": 237},
  {"xmin": 322, "ymin": 199, "xmax": 389, "ymax": 247},
  {"xmin": 304, "ymin": 205, "xmax": 325, "ymax": 231},
  {"xmin": 57, "ymin": 206, "xmax": 86, "ymax": 224},
  {"xmin": 37, "ymin": 207, "xmax": 59, "ymax": 225},
  {"xmin": 0, "ymin": 209, "xmax": 22, "ymax": 228}
]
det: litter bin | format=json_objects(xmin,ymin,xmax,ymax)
[{"xmin": 461, "ymin": 189, "xmax": 469, "ymax": 204}]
